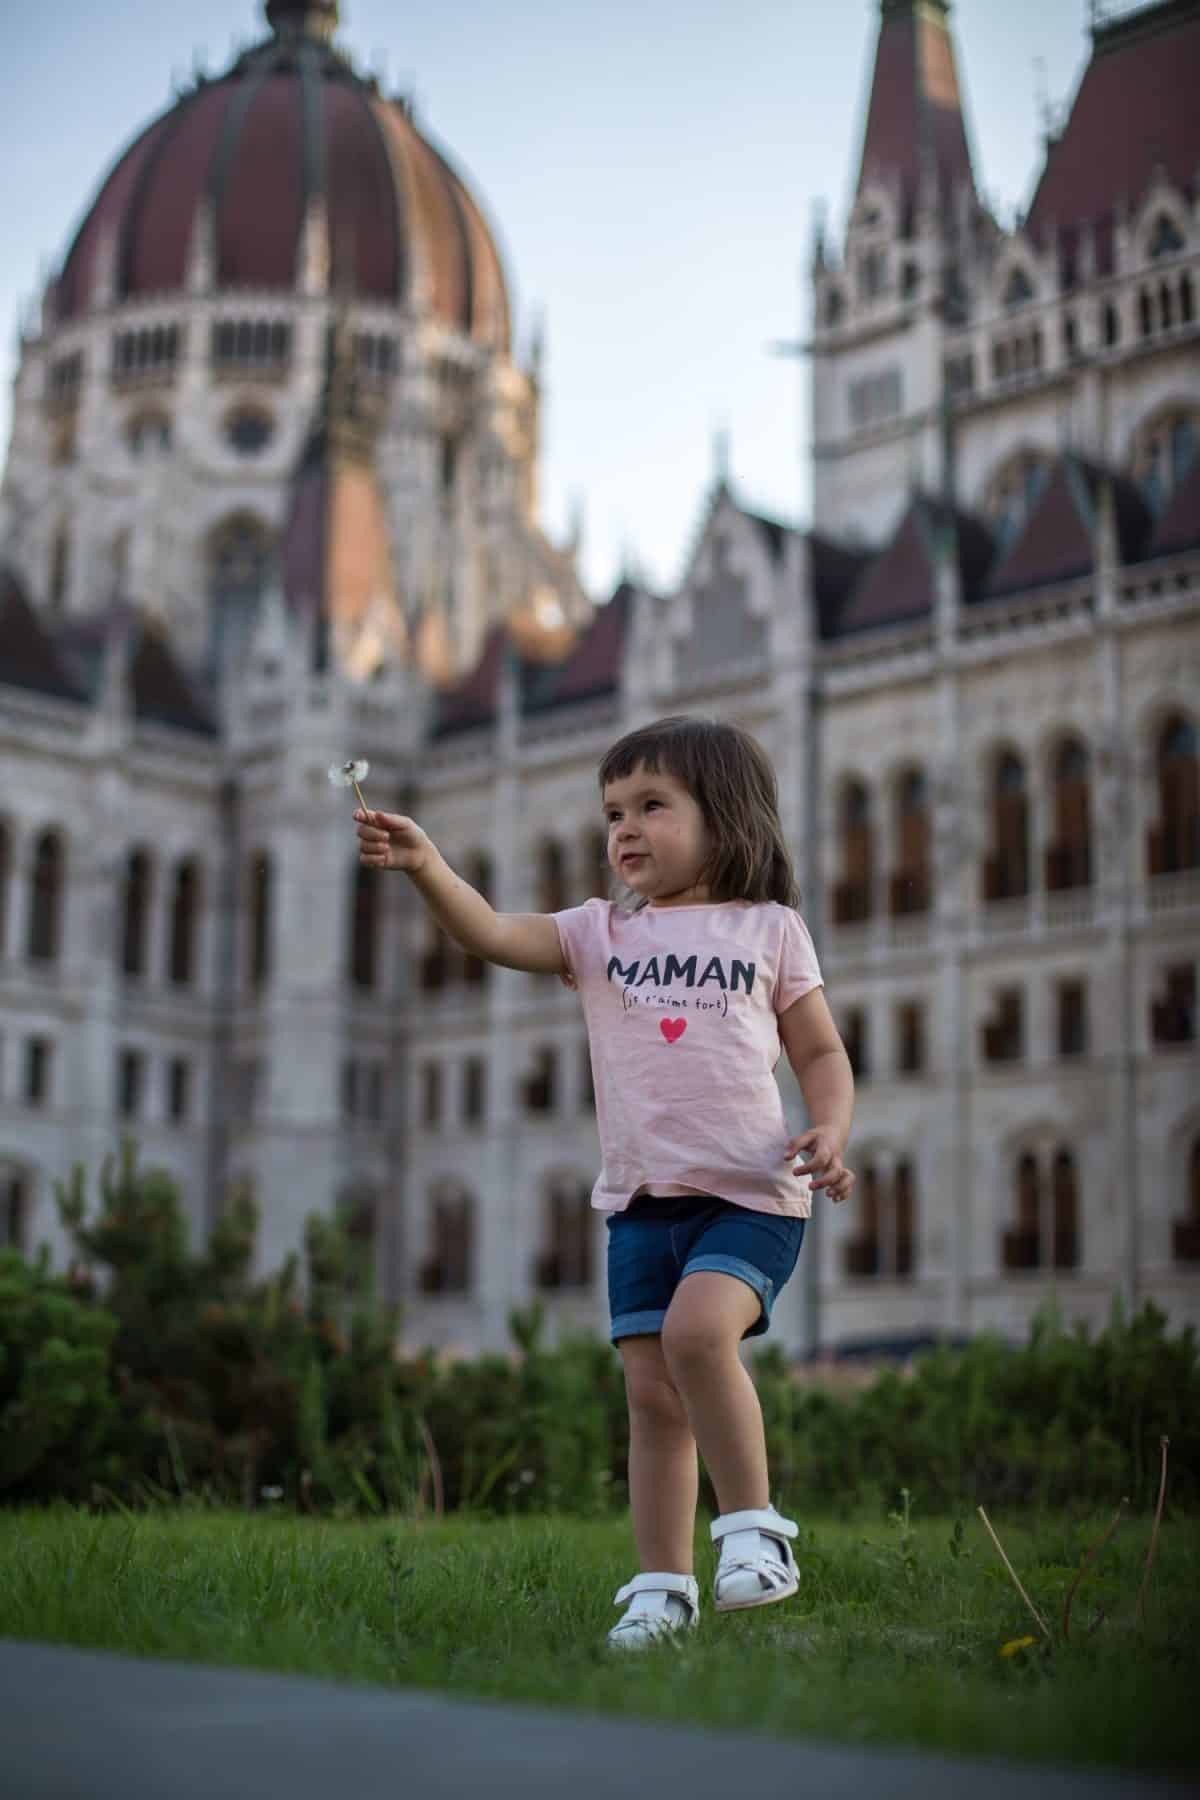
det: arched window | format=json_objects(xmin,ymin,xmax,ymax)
[
  {"xmin": 419, "ymin": 1187, "xmax": 472, "ymax": 1293},
  {"xmin": 536, "ymin": 1178, "xmax": 593, "ymax": 1289},
  {"xmin": 462, "ymin": 851, "xmax": 493, "ymax": 986},
  {"xmin": 348, "ymin": 861, "xmax": 379, "ymax": 990},
  {"xmin": 1103, "ymin": 301, "xmax": 1120, "ymax": 348},
  {"xmin": 846, "ymin": 1160, "xmax": 881, "ymax": 1276},
  {"xmin": 1174, "ymin": 1137, "xmax": 1200, "ymax": 1262},
  {"xmin": 1004, "ymin": 1152, "xmax": 1042, "ymax": 1269},
  {"xmin": 246, "ymin": 850, "xmax": 272, "ymax": 989},
  {"xmin": 1148, "ymin": 713, "xmax": 1199, "ymax": 875},
  {"xmin": 894, "ymin": 1157, "xmax": 916, "ymax": 1276},
  {"xmin": 582, "ymin": 827, "xmax": 609, "ymax": 901},
  {"xmin": 127, "ymin": 411, "xmax": 171, "ymax": 457},
  {"xmin": 28, "ymin": 830, "xmax": 64, "ymax": 963},
  {"xmin": 1046, "ymin": 738, "xmax": 1092, "ymax": 890},
  {"xmin": 536, "ymin": 839, "xmax": 567, "ymax": 913},
  {"xmin": 983, "ymin": 752, "xmax": 1029, "ymax": 902},
  {"xmin": 1052, "ymin": 1147, "xmax": 1078, "ymax": 1269},
  {"xmin": 1160, "ymin": 282, "xmax": 1175, "ymax": 332},
  {"xmin": 208, "ymin": 515, "xmax": 272, "ymax": 679},
  {"xmin": 0, "ymin": 1163, "xmax": 30, "ymax": 1252},
  {"xmin": 120, "ymin": 848, "xmax": 153, "ymax": 978},
  {"xmin": 890, "ymin": 768, "xmax": 931, "ymax": 915},
  {"xmin": 1148, "ymin": 214, "xmax": 1184, "ymax": 260},
  {"xmin": 419, "ymin": 919, "xmax": 452, "ymax": 992},
  {"xmin": 1003, "ymin": 266, "xmax": 1034, "ymax": 309},
  {"xmin": 834, "ymin": 779, "xmax": 873, "ymax": 924},
  {"xmin": 168, "ymin": 858, "xmax": 200, "ymax": 986},
  {"xmin": 824, "ymin": 285, "xmax": 845, "ymax": 329}
]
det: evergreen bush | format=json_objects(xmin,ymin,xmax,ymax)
[{"xmin": 0, "ymin": 1143, "xmax": 1193, "ymax": 1517}]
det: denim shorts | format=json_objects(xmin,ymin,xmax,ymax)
[{"xmin": 606, "ymin": 1193, "xmax": 806, "ymax": 1344}]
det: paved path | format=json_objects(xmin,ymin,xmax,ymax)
[{"xmin": 1, "ymin": 1637, "xmax": 1190, "ymax": 1800}]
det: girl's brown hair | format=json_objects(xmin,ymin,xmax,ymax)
[{"xmin": 598, "ymin": 715, "xmax": 801, "ymax": 912}]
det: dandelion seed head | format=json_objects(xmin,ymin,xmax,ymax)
[{"xmin": 327, "ymin": 758, "xmax": 370, "ymax": 788}]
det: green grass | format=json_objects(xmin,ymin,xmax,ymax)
[{"xmin": 1, "ymin": 1504, "xmax": 1197, "ymax": 1774}]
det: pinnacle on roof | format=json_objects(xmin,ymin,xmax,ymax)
[{"xmin": 855, "ymin": 0, "xmax": 976, "ymax": 224}]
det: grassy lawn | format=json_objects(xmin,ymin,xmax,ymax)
[{"xmin": 2, "ymin": 1504, "xmax": 1197, "ymax": 1775}]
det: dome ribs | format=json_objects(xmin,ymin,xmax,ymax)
[
  {"xmin": 322, "ymin": 78, "xmax": 399, "ymax": 299},
  {"xmin": 122, "ymin": 83, "xmax": 233, "ymax": 302},
  {"xmin": 49, "ymin": 28, "xmax": 511, "ymax": 336},
  {"xmin": 297, "ymin": 41, "xmax": 327, "ymax": 227},
  {"xmin": 217, "ymin": 66, "xmax": 308, "ymax": 288},
  {"xmin": 56, "ymin": 114, "xmax": 168, "ymax": 318}
]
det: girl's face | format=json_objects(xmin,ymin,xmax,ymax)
[{"xmin": 602, "ymin": 763, "xmax": 713, "ymax": 907}]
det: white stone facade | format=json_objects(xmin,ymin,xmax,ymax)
[{"xmin": 1, "ymin": 1, "xmax": 1198, "ymax": 1358}]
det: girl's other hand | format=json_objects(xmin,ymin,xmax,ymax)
[
  {"xmin": 354, "ymin": 810, "xmax": 433, "ymax": 874},
  {"xmin": 784, "ymin": 1128, "xmax": 856, "ymax": 1204}
]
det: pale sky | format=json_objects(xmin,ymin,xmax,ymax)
[{"xmin": 2, "ymin": 0, "xmax": 1089, "ymax": 598}]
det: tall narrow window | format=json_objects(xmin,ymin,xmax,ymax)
[
  {"xmin": 209, "ymin": 515, "xmax": 271, "ymax": 680},
  {"xmin": 25, "ymin": 1037, "xmax": 52, "ymax": 1105},
  {"xmin": 419, "ymin": 1190, "xmax": 471, "ymax": 1293},
  {"xmin": 1056, "ymin": 979, "xmax": 1087, "ymax": 1058},
  {"xmin": 846, "ymin": 1161, "xmax": 881, "ymax": 1276},
  {"xmin": 463, "ymin": 1055, "xmax": 486, "ymax": 1124},
  {"xmin": 842, "ymin": 1006, "xmax": 869, "ymax": 1079},
  {"xmin": 1004, "ymin": 1153, "xmax": 1041, "ymax": 1269},
  {"xmin": 894, "ymin": 1158, "xmax": 915, "ymax": 1276},
  {"xmin": 349, "ymin": 862, "xmax": 379, "ymax": 990},
  {"xmin": 28, "ymin": 831, "xmax": 64, "ymax": 963},
  {"xmin": 584, "ymin": 828, "xmax": 609, "ymax": 900},
  {"xmin": 984, "ymin": 752, "xmax": 1029, "ymax": 901},
  {"xmin": 982, "ymin": 988, "xmax": 1023, "ymax": 1063},
  {"xmin": 890, "ymin": 768, "xmax": 931, "ymax": 915},
  {"xmin": 523, "ymin": 1046, "xmax": 558, "ymax": 1113},
  {"xmin": 1052, "ymin": 1148, "xmax": 1078, "ymax": 1269},
  {"xmin": 834, "ymin": 780, "xmax": 873, "ymax": 924},
  {"xmin": 246, "ymin": 851, "xmax": 272, "ymax": 989},
  {"xmin": 1148, "ymin": 714, "xmax": 1199, "ymax": 875},
  {"xmin": 0, "ymin": 1168, "xmax": 28, "ymax": 1252},
  {"xmin": 1174, "ymin": 1137, "xmax": 1200, "ymax": 1263},
  {"xmin": 167, "ymin": 1057, "xmax": 190, "ymax": 1124},
  {"xmin": 121, "ymin": 849, "xmax": 152, "ymax": 978},
  {"xmin": 422, "ymin": 1062, "xmax": 443, "ymax": 1128},
  {"xmin": 536, "ymin": 1182, "xmax": 593, "ymax": 1289},
  {"xmin": 117, "ymin": 1049, "xmax": 144, "ymax": 1119},
  {"xmin": 536, "ymin": 840, "xmax": 568, "ymax": 913},
  {"xmin": 1046, "ymin": 739, "xmax": 1091, "ymax": 890},
  {"xmin": 896, "ymin": 1001, "xmax": 925, "ymax": 1075},
  {"xmin": 168, "ymin": 859, "xmax": 199, "ymax": 986}
]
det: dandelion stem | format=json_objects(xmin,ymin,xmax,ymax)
[
  {"xmin": 1062, "ymin": 1497, "xmax": 1126, "ymax": 1642},
  {"xmin": 1136, "ymin": 1435, "xmax": 1170, "ymax": 1629},
  {"xmin": 352, "ymin": 780, "xmax": 368, "ymax": 815},
  {"xmin": 976, "ymin": 1504, "xmax": 1052, "ymax": 1641}
]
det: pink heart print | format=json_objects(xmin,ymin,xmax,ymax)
[{"xmin": 660, "ymin": 1018, "xmax": 687, "ymax": 1044}]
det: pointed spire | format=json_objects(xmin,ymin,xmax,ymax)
[{"xmin": 855, "ymin": 1, "xmax": 976, "ymax": 227}]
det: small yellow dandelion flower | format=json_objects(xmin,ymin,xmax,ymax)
[{"xmin": 999, "ymin": 1635, "xmax": 1037, "ymax": 1658}]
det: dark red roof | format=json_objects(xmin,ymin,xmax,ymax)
[
  {"xmin": 826, "ymin": 495, "xmax": 992, "ymax": 638},
  {"xmin": 1026, "ymin": 1, "xmax": 1200, "ymax": 269},
  {"xmin": 519, "ymin": 585, "xmax": 631, "ymax": 714},
  {"xmin": 54, "ymin": 22, "xmax": 509, "ymax": 346},
  {"xmin": 431, "ymin": 622, "xmax": 508, "ymax": 738},
  {"xmin": 985, "ymin": 456, "xmax": 1152, "ymax": 597},
  {"xmin": 55, "ymin": 605, "xmax": 216, "ymax": 736},
  {"xmin": 0, "ymin": 566, "xmax": 84, "ymax": 702},
  {"xmin": 855, "ymin": 0, "xmax": 976, "ymax": 220}
]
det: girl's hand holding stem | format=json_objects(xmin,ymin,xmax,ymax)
[{"xmin": 354, "ymin": 809, "xmax": 434, "ymax": 874}]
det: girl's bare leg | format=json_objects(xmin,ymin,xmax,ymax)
[{"xmin": 620, "ymin": 1336, "xmax": 698, "ymax": 1572}]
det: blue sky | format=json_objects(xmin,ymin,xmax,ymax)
[{"xmin": 3, "ymin": 0, "xmax": 1089, "ymax": 597}]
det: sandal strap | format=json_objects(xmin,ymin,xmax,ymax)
[
  {"xmin": 710, "ymin": 1506, "xmax": 798, "ymax": 1543},
  {"xmin": 613, "ymin": 1572, "xmax": 698, "ymax": 1607}
]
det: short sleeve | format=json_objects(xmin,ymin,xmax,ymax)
[
  {"xmin": 550, "ymin": 899, "xmax": 603, "ymax": 988},
  {"xmin": 773, "ymin": 908, "xmax": 823, "ymax": 1013}
]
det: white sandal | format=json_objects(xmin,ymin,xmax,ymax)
[
  {"xmin": 710, "ymin": 1503, "xmax": 800, "ymax": 1612},
  {"xmin": 606, "ymin": 1572, "xmax": 700, "ymax": 1650}
]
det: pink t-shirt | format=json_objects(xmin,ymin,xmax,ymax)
[{"xmin": 551, "ymin": 898, "xmax": 824, "ymax": 1218}]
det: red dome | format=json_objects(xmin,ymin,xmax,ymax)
[{"xmin": 55, "ymin": 5, "xmax": 510, "ymax": 348}]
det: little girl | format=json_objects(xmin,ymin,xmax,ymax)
[{"xmin": 355, "ymin": 714, "xmax": 855, "ymax": 1651}]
